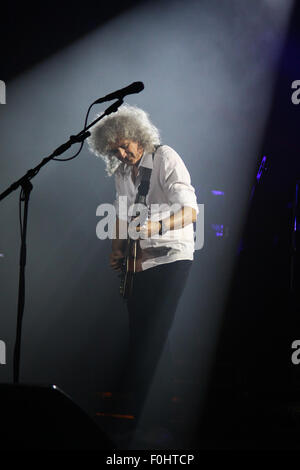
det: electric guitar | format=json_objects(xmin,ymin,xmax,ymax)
[
  {"xmin": 119, "ymin": 181, "xmax": 150, "ymax": 299},
  {"xmin": 119, "ymin": 209, "xmax": 151, "ymax": 299},
  {"xmin": 119, "ymin": 235, "xmax": 139, "ymax": 300}
]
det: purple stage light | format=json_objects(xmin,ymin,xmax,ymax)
[
  {"xmin": 211, "ymin": 224, "xmax": 224, "ymax": 237},
  {"xmin": 256, "ymin": 155, "xmax": 267, "ymax": 182},
  {"xmin": 211, "ymin": 190, "xmax": 225, "ymax": 196}
]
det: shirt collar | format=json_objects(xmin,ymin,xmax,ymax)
[
  {"xmin": 138, "ymin": 152, "xmax": 153, "ymax": 170},
  {"xmin": 119, "ymin": 152, "xmax": 153, "ymax": 177}
]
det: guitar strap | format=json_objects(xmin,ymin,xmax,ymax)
[{"xmin": 135, "ymin": 144, "xmax": 162, "ymax": 204}]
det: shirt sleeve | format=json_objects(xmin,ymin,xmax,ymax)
[{"xmin": 159, "ymin": 146, "xmax": 199, "ymax": 214}]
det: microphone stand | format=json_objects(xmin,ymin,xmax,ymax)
[{"xmin": 0, "ymin": 98, "xmax": 123, "ymax": 384}]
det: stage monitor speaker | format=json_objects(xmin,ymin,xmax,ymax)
[{"xmin": 0, "ymin": 383, "xmax": 113, "ymax": 450}]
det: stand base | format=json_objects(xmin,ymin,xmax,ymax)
[{"xmin": 0, "ymin": 383, "xmax": 113, "ymax": 450}]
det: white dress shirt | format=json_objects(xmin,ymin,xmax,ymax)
[{"xmin": 113, "ymin": 145, "xmax": 198, "ymax": 271}]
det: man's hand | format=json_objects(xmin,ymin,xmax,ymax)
[
  {"xmin": 110, "ymin": 249, "xmax": 124, "ymax": 271},
  {"xmin": 136, "ymin": 220, "xmax": 161, "ymax": 238}
]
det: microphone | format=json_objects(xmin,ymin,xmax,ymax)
[{"xmin": 94, "ymin": 82, "xmax": 144, "ymax": 104}]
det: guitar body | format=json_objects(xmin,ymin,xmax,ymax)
[{"xmin": 119, "ymin": 238, "xmax": 138, "ymax": 299}]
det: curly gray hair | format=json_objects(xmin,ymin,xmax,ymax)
[{"xmin": 87, "ymin": 104, "xmax": 161, "ymax": 176}]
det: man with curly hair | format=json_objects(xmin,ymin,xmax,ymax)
[{"xmin": 88, "ymin": 104, "xmax": 198, "ymax": 430}]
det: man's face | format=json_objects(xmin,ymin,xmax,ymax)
[{"xmin": 109, "ymin": 139, "xmax": 144, "ymax": 166}]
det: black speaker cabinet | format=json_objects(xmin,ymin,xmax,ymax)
[{"xmin": 0, "ymin": 384, "xmax": 113, "ymax": 450}]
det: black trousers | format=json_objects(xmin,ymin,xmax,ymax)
[{"xmin": 123, "ymin": 259, "xmax": 192, "ymax": 421}]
